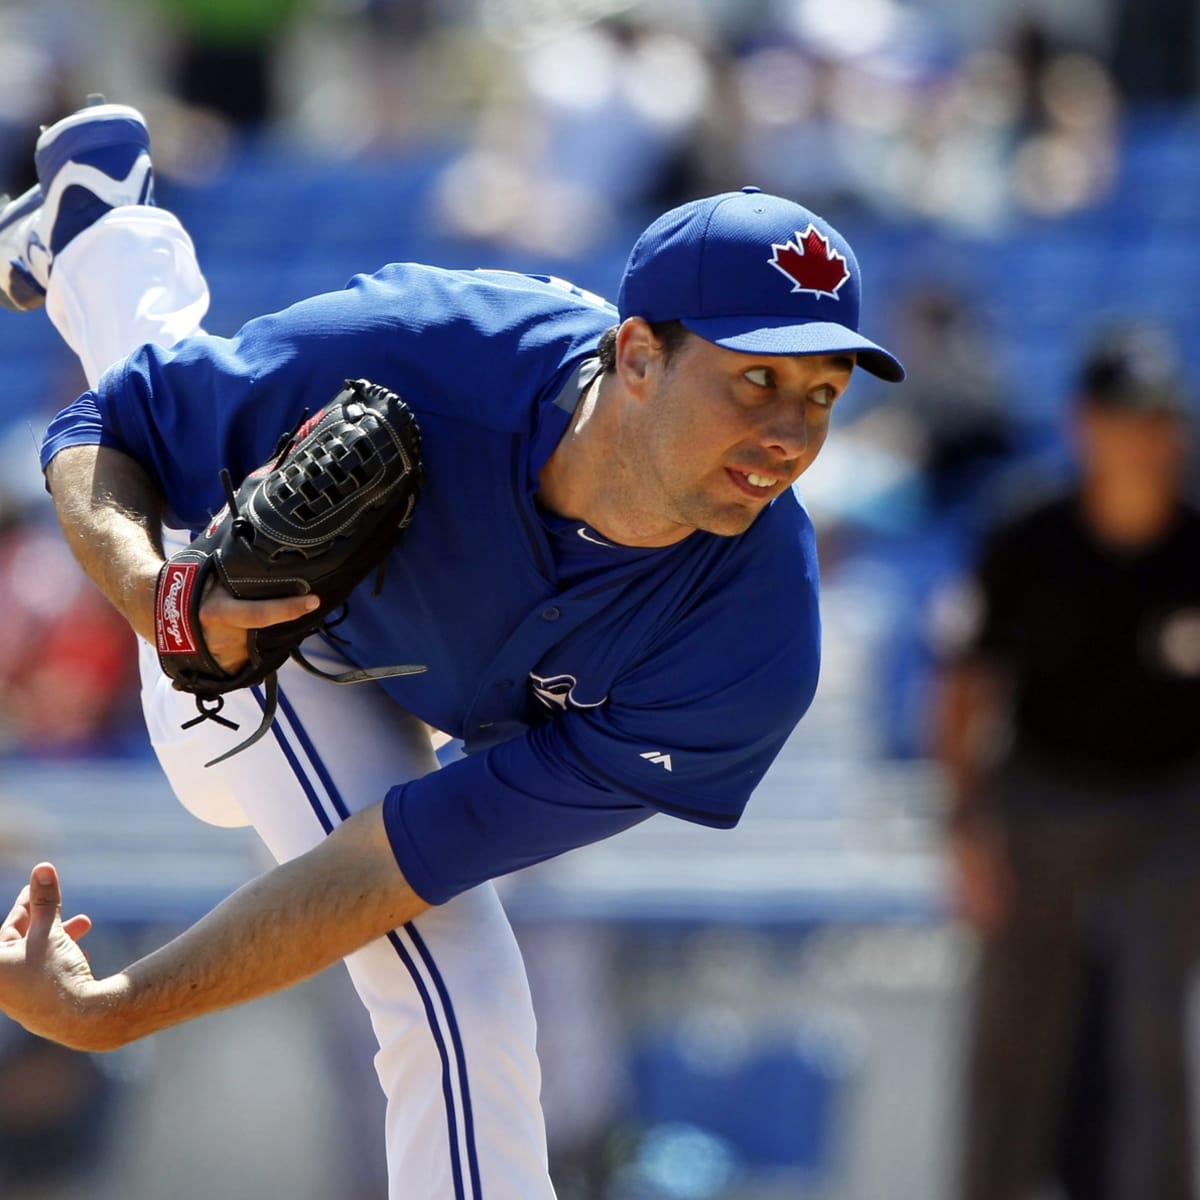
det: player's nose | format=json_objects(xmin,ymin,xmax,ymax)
[{"xmin": 757, "ymin": 404, "xmax": 810, "ymax": 461}]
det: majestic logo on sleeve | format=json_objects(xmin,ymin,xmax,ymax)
[
  {"xmin": 530, "ymin": 672, "xmax": 607, "ymax": 713},
  {"xmin": 769, "ymin": 225, "xmax": 851, "ymax": 299}
]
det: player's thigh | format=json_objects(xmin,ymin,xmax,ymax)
[
  {"xmin": 345, "ymin": 883, "xmax": 537, "ymax": 1056},
  {"xmin": 138, "ymin": 633, "xmax": 437, "ymax": 860}
]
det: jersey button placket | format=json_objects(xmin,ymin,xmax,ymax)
[{"xmin": 541, "ymin": 606, "xmax": 561, "ymax": 621}]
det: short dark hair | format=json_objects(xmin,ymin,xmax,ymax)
[{"xmin": 596, "ymin": 319, "xmax": 691, "ymax": 375}]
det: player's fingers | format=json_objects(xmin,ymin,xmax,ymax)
[
  {"xmin": 62, "ymin": 914, "xmax": 93, "ymax": 942},
  {"xmin": 206, "ymin": 591, "xmax": 321, "ymax": 631},
  {"xmin": 197, "ymin": 591, "xmax": 322, "ymax": 672},
  {"xmin": 26, "ymin": 863, "xmax": 63, "ymax": 945},
  {"xmin": 0, "ymin": 885, "xmax": 32, "ymax": 939}
]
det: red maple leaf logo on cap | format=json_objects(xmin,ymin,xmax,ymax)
[{"xmin": 768, "ymin": 225, "xmax": 850, "ymax": 299}]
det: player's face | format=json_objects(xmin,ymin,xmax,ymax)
[
  {"xmin": 633, "ymin": 330, "xmax": 855, "ymax": 537},
  {"xmin": 1076, "ymin": 405, "xmax": 1188, "ymax": 487}
]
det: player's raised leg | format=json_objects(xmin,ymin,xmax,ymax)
[{"xmin": 1, "ymin": 96, "xmax": 210, "ymax": 385}]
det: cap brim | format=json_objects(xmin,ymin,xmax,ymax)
[{"xmin": 681, "ymin": 316, "xmax": 906, "ymax": 383}]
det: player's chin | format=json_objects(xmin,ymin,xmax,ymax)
[{"xmin": 694, "ymin": 503, "xmax": 763, "ymax": 538}]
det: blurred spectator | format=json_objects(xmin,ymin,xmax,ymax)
[
  {"xmin": 1003, "ymin": 16, "xmax": 1121, "ymax": 220},
  {"xmin": 0, "ymin": 24, "xmax": 59, "ymax": 196},
  {"xmin": 891, "ymin": 14, "xmax": 1119, "ymax": 230},
  {"xmin": 723, "ymin": 5, "xmax": 1119, "ymax": 233},
  {"xmin": 0, "ymin": 428, "xmax": 141, "ymax": 757},
  {"xmin": 730, "ymin": 0, "xmax": 948, "ymax": 217},
  {"xmin": 931, "ymin": 323, "xmax": 1200, "ymax": 1200},
  {"xmin": 852, "ymin": 283, "xmax": 1016, "ymax": 514},
  {"xmin": 0, "ymin": 512, "xmax": 141, "ymax": 756},
  {"xmin": 435, "ymin": 11, "xmax": 717, "ymax": 255},
  {"xmin": 155, "ymin": 0, "xmax": 306, "ymax": 128},
  {"xmin": 0, "ymin": 1, "xmax": 150, "ymax": 197},
  {"xmin": 275, "ymin": 0, "xmax": 450, "ymax": 155}
]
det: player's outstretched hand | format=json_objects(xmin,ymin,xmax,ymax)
[{"xmin": 0, "ymin": 863, "xmax": 99, "ymax": 1047}]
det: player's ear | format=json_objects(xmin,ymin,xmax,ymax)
[{"xmin": 614, "ymin": 318, "xmax": 657, "ymax": 397}]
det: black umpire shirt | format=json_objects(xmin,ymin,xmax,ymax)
[{"xmin": 964, "ymin": 494, "xmax": 1200, "ymax": 792}]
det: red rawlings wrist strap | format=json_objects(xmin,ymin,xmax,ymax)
[{"xmin": 155, "ymin": 559, "xmax": 202, "ymax": 655}]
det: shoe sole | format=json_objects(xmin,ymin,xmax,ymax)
[{"xmin": 35, "ymin": 104, "xmax": 150, "ymax": 190}]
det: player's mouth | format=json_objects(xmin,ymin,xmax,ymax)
[{"xmin": 726, "ymin": 468, "xmax": 781, "ymax": 498}]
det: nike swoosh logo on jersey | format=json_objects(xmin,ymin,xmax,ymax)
[{"xmin": 576, "ymin": 526, "xmax": 613, "ymax": 547}]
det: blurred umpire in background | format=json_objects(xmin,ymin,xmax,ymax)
[{"xmin": 933, "ymin": 323, "xmax": 1200, "ymax": 1200}]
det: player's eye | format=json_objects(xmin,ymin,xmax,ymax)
[
  {"xmin": 743, "ymin": 367, "xmax": 774, "ymax": 388},
  {"xmin": 809, "ymin": 384, "xmax": 836, "ymax": 409}
]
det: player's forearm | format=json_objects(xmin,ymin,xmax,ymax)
[
  {"xmin": 78, "ymin": 804, "xmax": 427, "ymax": 1051},
  {"xmin": 44, "ymin": 443, "xmax": 165, "ymax": 644}
]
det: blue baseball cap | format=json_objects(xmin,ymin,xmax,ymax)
[{"xmin": 617, "ymin": 187, "xmax": 905, "ymax": 382}]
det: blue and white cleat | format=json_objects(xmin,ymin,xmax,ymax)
[
  {"xmin": 0, "ymin": 96, "xmax": 154, "ymax": 313},
  {"xmin": 34, "ymin": 97, "xmax": 154, "ymax": 260},
  {"xmin": 0, "ymin": 185, "xmax": 48, "ymax": 311}
]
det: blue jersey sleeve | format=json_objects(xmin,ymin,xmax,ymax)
[
  {"xmin": 385, "ymin": 508, "xmax": 820, "ymax": 903},
  {"xmin": 383, "ymin": 741, "xmax": 657, "ymax": 905},
  {"xmin": 385, "ymin": 629, "xmax": 816, "ymax": 903}
]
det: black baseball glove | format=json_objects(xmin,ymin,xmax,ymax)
[{"xmin": 154, "ymin": 377, "xmax": 426, "ymax": 765}]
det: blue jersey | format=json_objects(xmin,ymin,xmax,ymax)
[{"xmin": 42, "ymin": 264, "xmax": 822, "ymax": 903}]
